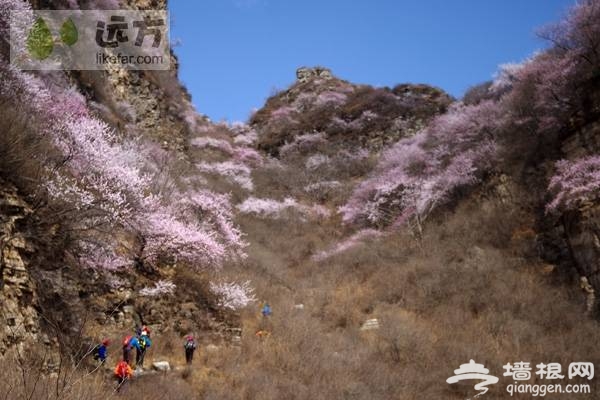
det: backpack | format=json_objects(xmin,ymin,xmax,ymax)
[
  {"xmin": 184, "ymin": 340, "xmax": 195, "ymax": 350},
  {"xmin": 114, "ymin": 362, "xmax": 130, "ymax": 378},
  {"xmin": 139, "ymin": 337, "xmax": 147, "ymax": 351},
  {"xmin": 92, "ymin": 345, "xmax": 100, "ymax": 360}
]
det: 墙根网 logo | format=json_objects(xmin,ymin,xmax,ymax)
[{"xmin": 446, "ymin": 360, "xmax": 499, "ymax": 398}]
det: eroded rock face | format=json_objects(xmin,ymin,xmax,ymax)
[
  {"xmin": 563, "ymin": 204, "xmax": 600, "ymax": 313},
  {"xmin": 296, "ymin": 66, "xmax": 334, "ymax": 83},
  {"xmin": 561, "ymin": 122, "xmax": 600, "ymax": 159},
  {"xmin": 558, "ymin": 121, "xmax": 600, "ymax": 314},
  {"xmin": 0, "ymin": 184, "xmax": 40, "ymax": 354}
]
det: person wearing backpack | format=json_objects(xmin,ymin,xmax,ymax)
[
  {"xmin": 128, "ymin": 335, "xmax": 143, "ymax": 368},
  {"xmin": 184, "ymin": 335, "xmax": 197, "ymax": 365},
  {"xmin": 93, "ymin": 339, "xmax": 110, "ymax": 364},
  {"xmin": 122, "ymin": 335, "xmax": 133, "ymax": 365},
  {"xmin": 136, "ymin": 332, "xmax": 152, "ymax": 368},
  {"xmin": 261, "ymin": 302, "xmax": 272, "ymax": 317},
  {"xmin": 141, "ymin": 325, "xmax": 151, "ymax": 337},
  {"xmin": 114, "ymin": 359, "xmax": 133, "ymax": 392}
]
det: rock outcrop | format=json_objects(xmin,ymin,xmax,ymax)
[
  {"xmin": 562, "ymin": 203, "xmax": 600, "ymax": 314},
  {"xmin": 296, "ymin": 66, "xmax": 334, "ymax": 83},
  {"xmin": 557, "ymin": 121, "xmax": 600, "ymax": 313},
  {"xmin": 0, "ymin": 183, "xmax": 40, "ymax": 354}
]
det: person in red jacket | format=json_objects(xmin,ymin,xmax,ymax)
[
  {"xmin": 114, "ymin": 359, "xmax": 133, "ymax": 392},
  {"xmin": 122, "ymin": 335, "xmax": 133, "ymax": 364}
]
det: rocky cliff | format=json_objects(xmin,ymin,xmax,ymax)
[{"xmin": 1, "ymin": 0, "xmax": 600, "ymax": 399}]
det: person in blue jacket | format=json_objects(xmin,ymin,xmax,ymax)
[
  {"xmin": 128, "ymin": 335, "xmax": 142, "ymax": 368},
  {"xmin": 93, "ymin": 338, "xmax": 110, "ymax": 364},
  {"xmin": 261, "ymin": 302, "xmax": 272, "ymax": 317},
  {"xmin": 137, "ymin": 332, "xmax": 152, "ymax": 367}
]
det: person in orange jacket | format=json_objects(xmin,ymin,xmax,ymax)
[{"xmin": 114, "ymin": 359, "xmax": 133, "ymax": 392}]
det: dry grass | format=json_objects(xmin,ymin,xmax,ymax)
[{"xmin": 191, "ymin": 179, "xmax": 600, "ymax": 399}]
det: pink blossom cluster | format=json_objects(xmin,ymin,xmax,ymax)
[
  {"xmin": 270, "ymin": 106, "xmax": 297, "ymax": 121},
  {"xmin": 340, "ymin": 0, "xmax": 600, "ymax": 227},
  {"xmin": 496, "ymin": 1, "xmax": 600, "ymax": 135},
  {"xmin": 66, "ymin": 0, "xmax": 121, "ymax": 9},
  {"xmin": 0, "ymin": 0, "xmax": 246, "ymax": 271},
  {"xmin": 231, "ymin": 124, "xmax": 259, "ymax": 146},
  {"xmin": 0, "ymin": 0, "xmax": 34, "ymax": 48},
  {"xmin": 197, "ymin": 161, "xmax": 254, "ymax": 191},
  {"xmin": 191, "ymin": 132, "xmax": 262, "ymax": 166},
  {"xmin": 233, "ymin": 147, "xmax": 263, "ymax": 166},
  {"xmin": 139, "ymin": 189, "xmax": 247, "ymax": 265},
  {"xmin": 341, "ymin": 101, "xmax": 502, "ymax": 226},
  {"xmin": 293, "ymin": 85, "xmax": 354, "ymax": 110},
  {"xmin": 210, "ymin": 281, "xmax": 256, "ymax": 310},
  {"xmin": 139, "ymin": 280, "xmax": 177, "ymax": 297},
  {"xmin": 237, "ymin": 196, "xmax": 331, "ymax": 220},
  {"xmin": 181, "ymin": 102, "xmax": 201, "ymax": 132},
  {"xmin": 490, "ymin": 61, "xmax": 530, "ymax": 93},
  {"xmin": 547, "ymin": 156, "xmax": 600, "ymax": 212},
  {"xmin": 312, "ymin": 229, "xmax": 382, "ymax": 262},
  {"xmin": 314, "ymin": 91, "xmax": 348, "ymax": 108},
  {"xmin": 78, "ymin": 242, "xmax": 131, "ymax": 271},
  {"xmin": 330, "ymin": 110, "xmax": 379, "ymax": 132},
  {"xmin": 191, "ymin": 136, "xmax": 234, "ymax": 154}
]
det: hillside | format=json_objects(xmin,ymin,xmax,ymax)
[{"xmin": 1, "ymin": 0, "xmax": 600, "ymax": 399}]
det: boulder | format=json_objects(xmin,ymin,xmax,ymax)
[
  {"xmin": 296, "ymin": 67, "xmax": 315, "ymax": 83},
  {"xmin": 360, "ymin": 319, "xmax": 380, "ymax": 331},
  {"xmin": 152, "ymin": 361, "xmax": 171, "ymax": 372}
]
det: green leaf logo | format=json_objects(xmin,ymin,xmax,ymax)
[
  {"xmin": 60, "ymin": 18, "xmax": 78, "ymax": 46},
  {"xmin": 27, "ymin": 17, "xmax": 54, "ymax": 60}
]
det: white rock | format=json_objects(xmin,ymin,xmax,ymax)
[
  {"xmin": 360, "ymin": 318, "xmax": 380, "ymax": 331},
  {"xmin": 152, "ymin": 361, "xmax": 171, "ymax": 372}
]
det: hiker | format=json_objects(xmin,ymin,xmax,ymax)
[
  {"xmin": 141, "ymin": 325, "xmax": 151, "ymax": 337},
  {"xmin": 184, "ymin": 335, "xmax": 197, "ymax": 365},
  {"xmin": 93, "ymin": 338, "xmax": 110, "ymax": 364},
  {"xmin": 255, "ymin": 330, "xmax": 271, "ymax": 340},
  {"xmin": 261, "ymin": 302, "xmax": 272, "ymax": 317},
  {"xmin": 136, "ymin": 332, "xmax": 152, "ymax": 368},
  {"xmin": 129, "ymin": 335, "xmax": 143, "ymax": 368},
  {"xmin": 122, "ymin": 335, "xmax": 133, "ymax": 365},
  {"xmin": 114, "ymin": 359, "xmax": 133, "ymax": 392}
]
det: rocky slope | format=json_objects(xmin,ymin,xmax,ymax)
[
  {"xmin": 0, "ymin": 0, "xmax": 238, "ymax": 375},
  {"xmin": 1, "ymin": 0, "xmax": 600, "ymax": 399}
]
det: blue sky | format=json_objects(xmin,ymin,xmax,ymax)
[{"xmin": 169, "ymin": 0, "xmax": 576, "ymax": 122}]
